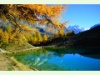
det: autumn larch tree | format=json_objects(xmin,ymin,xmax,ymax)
[
  {"xmin": 0, "ymin": 4, "xmax": 67, "ymax": 32},
  {"xmin": 43, "ymin": 34, "xmax": 48, "ymax": 42},
  {"xmin": 0, "ymin": 4, "xmax": 68, "ymax": 44}
]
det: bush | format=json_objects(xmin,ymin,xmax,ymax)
[{"xmin": 66, "ymin": 31, "xmax": 75, "ymax": 36}]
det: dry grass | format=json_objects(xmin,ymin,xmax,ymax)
[
  {"xmin": 0, "ymin": 43, "xmax": 39, "ymax": 71},
  {"xmin": 1, "ymin": 43, "xmax": 34, "ymax": 52},
  {"xmin": 0, "ymin": 55, "xmax": 14, "ymax": 71},
  {"xmin": 0, "ymin": 55, "xmax": 37, "ymax": 71},
  {"xmin": 10, "ymin": 57, "xmax": 32, "ymax": 71}
]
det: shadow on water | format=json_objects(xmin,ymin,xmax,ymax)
[{"xmin": 45, "ymin": 47, "xmax": 100, "ymax": 59}]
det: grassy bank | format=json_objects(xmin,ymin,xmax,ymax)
[
  {"xmin": 10, "ymin": 57, "xmax": 37, "ymax": 71},
  {"xmin": 0, "ymin": 42, "xmax": 40, "ymax": 71},
  {"xmin": 0, "ymin": 55, "xmax": 35, "ymax": 71},
  {"xmin": 1, "ymin": 43, "xmax": 34, "ymax": 52},
  {"xmin": 1, "ymin": 43, "xmax": 99, "ymax": 71}
]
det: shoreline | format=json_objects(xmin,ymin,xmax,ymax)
[
  {"xmin": 0, "ymin": 47, "xmax": 40, "ymax": 71},
  {"xmin": 0, "ymin": 45, "xmax": 100, "ymax": 71}
]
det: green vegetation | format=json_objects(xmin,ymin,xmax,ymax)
[
  {"xmin": 44, "ymin": 47, "xmax": 66, "ymax": 51},
  {"xmin": 1, "ymin": 43, "xmax": 34, "ymax": 52},
  {"xmin": 10, "ymin": 57, "xmax": 33, "ymax": 71}
]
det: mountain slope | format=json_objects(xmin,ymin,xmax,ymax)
[
  {"xmin": 90, "ymin": 24, "xmax": 100, "ymax": 30},
  {"xmin": 43, "ymin": 24, "xmax": 100, "ymax": 49},
  {"xmin": 67, "ymin": 25, "xmax": 86, "ymax": 34},
  {"xmin": 71, "ymin": 25, "xmax": 100, "ymax": 48}
]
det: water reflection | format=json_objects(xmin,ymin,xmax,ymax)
[{"xmin": 13, "ymin": 48, "xmax": 100, "ymax": 70}]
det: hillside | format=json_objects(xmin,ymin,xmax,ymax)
[
  {"xmin": 73, "ymin": 25, "xmax": 100, "ymax": 48},
  {"xmin": 41, "ymin": 25, "xmax": 100, "ymax": 49}
]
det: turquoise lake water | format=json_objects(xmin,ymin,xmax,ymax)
[{"xmin": 12, "ymin": 49, "xmax": 100, "ymax": 71}]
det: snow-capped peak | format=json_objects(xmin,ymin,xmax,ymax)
[{"xmin": 67, "ymin": 25, "xmax": 87, "ymax": 34}]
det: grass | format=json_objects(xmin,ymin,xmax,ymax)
[
  {"xmin": 0, "ymin": 42, "xmax": 37, "ymax": 71},
  {"xmin": 8, "ymin": 63, "xmax": 14, "ymax": 71},
  {"xmin": 0, "ymin": 54, "xmax": 35, "ymax": 71},
  {"xmin": 10, "ymin": 57, "xmax": 33, "ymax": 71},
  {"xmin": 1, "ymin": 43, "xmax": 34, "ymax": 52}
]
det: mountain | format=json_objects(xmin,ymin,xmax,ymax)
[
  {"xmin": 34, "ymin": 26, "xmax": 53, "ymax": 36},
  {"xmin": 67, "ymin": 25, "xmax": 87, "ymax": 34},
  {"xmin": 90, "ymin": 24, "xmax": 100, "ymax": 30},
  {"xmin": 36, "ymin": 25, "xmax": 89, "ymax": 35},
  {"xmin": 36, "ymin": 26, "xmax": 69, "ymax": 36},
  {"xmin": 43, "ymin": 24, "xmax": 100, "ymax": 49},
  {"xmin": 68, "ymin": 24, "xmax": 100, "ymax": 49}
]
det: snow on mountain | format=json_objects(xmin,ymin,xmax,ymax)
[
  {"xmin": 33, "ymin": 25, "xmax": 90, "ymax": 36},
  {"xmin": 67, "ymin": 25, "xmax": 88, "ymax": 34}
]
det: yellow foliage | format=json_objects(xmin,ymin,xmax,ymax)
[
  {"xmin": 32, "ymin": 36, "xmax": 37, "ymax": 44},
  {"xmin": 0, "ymin": 28, "xmax": 3, "ymax": 38},
  {"xmin": 43, "ymin": 34, "xmax": 48, "ymax": 42},
  {"xmin": 0, "ymin": 4, "xmax": 68, "ymax": 33},
  {"xmin": 59, "ymin": 29, "xmax": 65, "ymax": 37},
  {"xmin": 36, "ymin": 32, "xmax": 43, "ymax": 43},
  {"xmin": 19, "ymin": 25, "xmax": 38, "ymax": 33},
  {"xmin": 3, "ymin": 31, "xmax": 9, "ymax": 42},
  {"xmin": 0, "ymin": 4, "xmax": 68, "ymax": 45}
]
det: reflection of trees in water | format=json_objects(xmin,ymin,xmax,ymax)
[
  {"xmin": 47, "ymin": 48, "xmax": 100, "ymax": 59},
  {"xmin": 14, "ymin": 48, "xmax": 100, "ymax": 70},
  {"xmin": 21, "ymin": 50, "xmax": 65, "ymax": 67},
  {"xmin": 34, "ymin": 57, "xmax": 40, "ymax": 65},
  {"xmin": 37, "ymin": 59, "xmax": 48, "ymax": 66}
]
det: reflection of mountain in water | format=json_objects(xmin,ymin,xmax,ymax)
[
  {"xmin": 79, "ymin": 53, "xmax": 100, "ymax": 59},
  {"xmin": 41, "ymin": 49, "xmax": 100, "ymax": 59},
  {"xmin": 13, "ymin": 48, "xmax": 100, "ymax": 70},
  {"xmin": 46, "ymin": 48, "xmax": 100, "ymax": 59}
]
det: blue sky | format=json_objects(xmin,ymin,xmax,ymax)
[{"xmin": 62, "ymin": 4, "xmax": 100, "ymax": 29}]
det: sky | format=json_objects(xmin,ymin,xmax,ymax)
[{"xmin": 62, "ymin": 4, "xmax": 100, "ymax": 29}]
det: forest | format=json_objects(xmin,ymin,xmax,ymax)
[{"xmin": 0, "ymin": 4, "xmax": 67, "ymax": 46}]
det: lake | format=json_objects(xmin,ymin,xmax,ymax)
[{"xmin": 11, "ymin": 48, "xmax": 100, "ymax": 71}]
